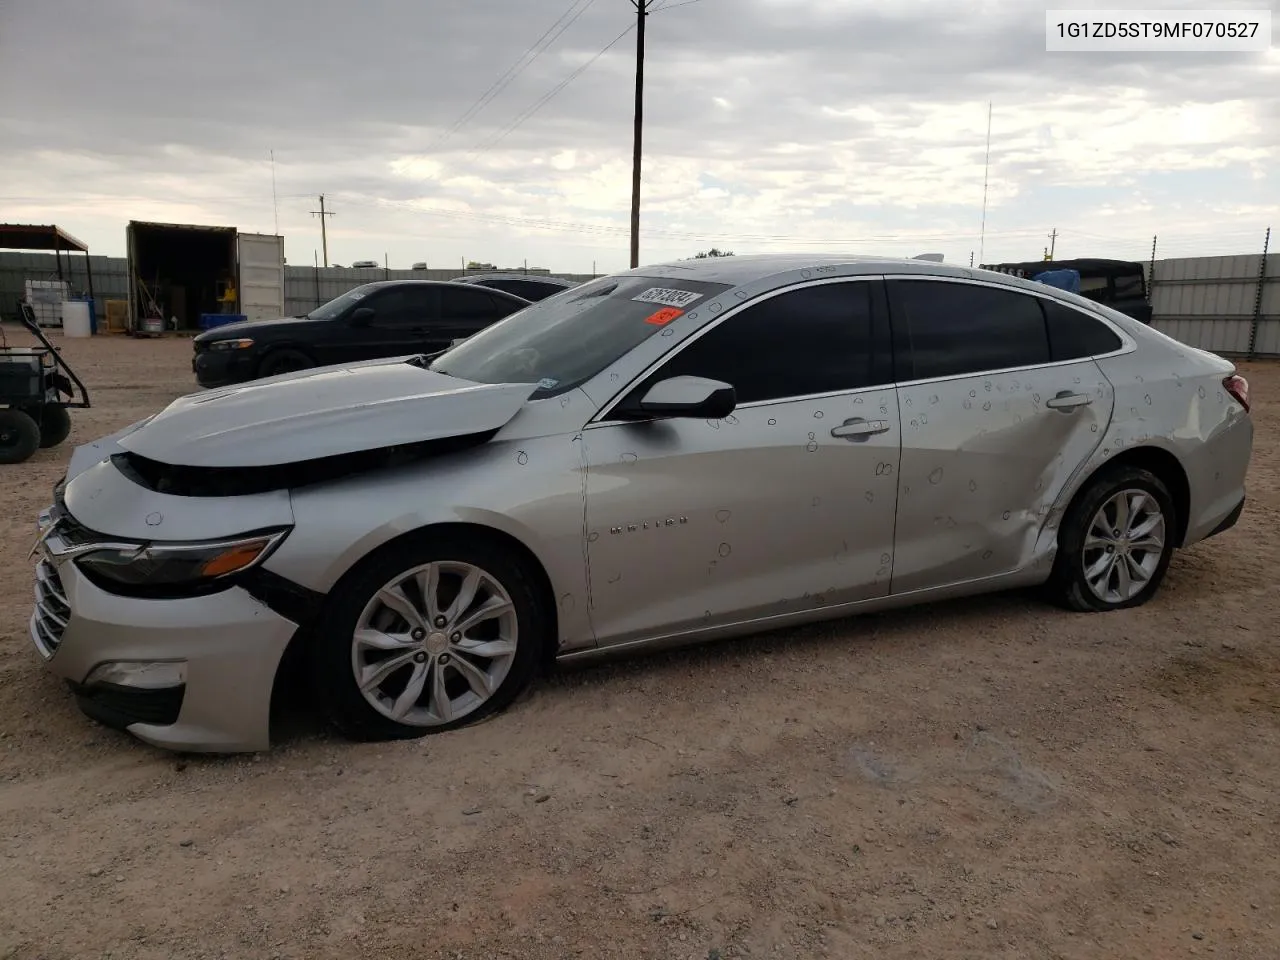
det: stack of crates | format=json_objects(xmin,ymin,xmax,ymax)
[{"xmin": 24, "ymin": 280, "xmax": 71, "ymax": 328}]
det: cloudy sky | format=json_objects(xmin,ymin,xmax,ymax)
[{"xmin": 1, "ymin": 0, "xmax": 1276, "ymax": 273}]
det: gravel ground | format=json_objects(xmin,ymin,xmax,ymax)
[{"xmin": 1, "ymin": 329, "xmax": 1278, "ymax": 960}]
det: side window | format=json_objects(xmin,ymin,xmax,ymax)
[
  {"xmin": 1042, "ymin": 299, "xmax": 1123, "ymax": 360},
  {"xmin": 894, "ymin": 280, "xmax": 1050, "ymax": 380},
  {"xmin": 1113, "ymin": 272, "xmax": 1145, "ymax": 299},
  {"xmin": 638, "ymin": 281, "xmax": 882, "ymax": 405},
  {"xmin": 368, "ymin": 287, "xmax": 436, "ymax": 328},
  {"xmin": 442, "ymin": 286, "xmax": 506, "ymax": 320},
  {"xmin": 1078, "ymin": 274, "xmax": 1110, "ymax": 297}
]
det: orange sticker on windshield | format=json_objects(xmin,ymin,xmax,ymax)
[{"xmin": 644, "ymin": 307, "xmax": 683, "ymax": 326}]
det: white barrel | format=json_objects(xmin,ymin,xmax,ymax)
[{"xmin": 62, "ymin": 300, "xmax": 92, "ymax": 338}]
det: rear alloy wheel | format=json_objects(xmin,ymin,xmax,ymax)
[
  {"xmin": 1048, "ymin": 466, "xmax": 1176, "ymax": 612},
  {"xmin": 0, "ymin": 409, "xmax": 41, "ymax": 464},
  {"xmin": 310, "ymin": 535, "xmax": 545, "ymax": 741}
]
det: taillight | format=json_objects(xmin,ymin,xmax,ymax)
[{"xmin": 1223, "ymin": 374, "xmax": 1250, "ymax": 412}]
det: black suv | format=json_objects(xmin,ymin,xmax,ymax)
[{"xmin": 192, "ymin": 280, "xmax": 529, "ymax": 387}]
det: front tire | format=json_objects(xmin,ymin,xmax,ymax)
[
  {"xmin": 257, "ymin": 348, "xmax": 314, "ymax": 379},
  {"xmin": 309, "ymin": 532, "xmax": 548, "ymax": 742},
  {"xmin": 1048, "ymin": 466, "xmax": 1177, "ymax": 612}
]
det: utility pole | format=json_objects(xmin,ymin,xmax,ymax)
[
  {"xmin": 1046, "ymin": 227, "xmax": 1057, "ymax": 261},
  {"xmin": 311, "ymin": 194, "xmax": 335, "ymax": 267},
  {"xmin": 629, "ymin": 0, "xmax": 652, "ymax": 269}
]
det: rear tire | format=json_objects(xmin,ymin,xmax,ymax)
[
  {"xmin": 1047, "ymin": 466, "xmax": 1177, "ymax": 612},
  {"xmin": 257, "ymin": 348, "xmax": 314, "ymax": 379},
  {"xmin": 38, "ymin": 405, "xmax": 71, "ymax": 448},
  {"xmin": 308, "ymin": 531, "xmax": 548, "ymax": 743},
  {"xmin": 0, "ymin": 409, "xmax": 41, "ymax": 464}
]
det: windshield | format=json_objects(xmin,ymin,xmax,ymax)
[
  {"xmin": 307, "ymin": 283, "xmax": 379, "ymax": 321},
  {"xmin": 430, "ymin": 275, "xmax": 732, "ymax": 397}
]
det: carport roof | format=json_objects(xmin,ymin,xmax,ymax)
[{"xmin": 0, "ymin": 223, "xmax": 89, "ymax": 253}]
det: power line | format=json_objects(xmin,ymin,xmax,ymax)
[
  {"xmin": 652, "ymin": 0, "xmax": 703, "ymax": 11},
  {"xmin": 333, "ymin": 192, "xmax": 1053, "ymax": 245},
  {"xmin": 467, "ymin": 20, "xmax": 637, "ymax": 159},
  {"xmin": 432, "ymin": 0, "xmax": 599, "ymax": 150}
]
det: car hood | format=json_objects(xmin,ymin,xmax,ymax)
[
  {"xmin": 194, "ymin": 314, "xmax": 319, "ymax": 340},
  {"xmin": 115, "ymin": 356, "xmax": 539, "ymax": 468}
]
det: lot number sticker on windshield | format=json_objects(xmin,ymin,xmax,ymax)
[{"xmin": 632, "ymin": 287, "xmax": 705, "ymax": 308}]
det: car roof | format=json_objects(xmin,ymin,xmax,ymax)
[
  {"xmin": 612, "ymin": 252, "xmax": 1148, "ymax": 325},
  {"xmin": 453, "ymin": 273, "xmax": 576, "ymax": 285},
  {"xmin": 613, "ymin": 253, "xmax": 977, "ymax": 285}
]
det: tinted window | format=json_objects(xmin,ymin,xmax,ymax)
[
  {"xmin": 431, "ymin": 276, "xmax": 732, "ymax": 397},
  {"xmin": 894, "ymin": 280, "xmax": 1050, "ymax": 380},
  {"xmin": 307, "ymin": 283, "xmax": 378, "ymax": 321},
  {"xmin": 1113, "ymin": 272, "xmax": 1145, "ymax": 299},
  {"xmin": 368, "ymin": 286, "xmax": 436, "ymax": 328},
  {"xmin": 1078, "ymin": 275, "xmax": 1110, "ymax": 296},
  {"xmin": 1042, "ymin": 299, "xmax": 1123, "ymax": 360},
  {"xmin": 505, "ymin": 279, "xmax": 562, "ymax": 301},
  {"xmin": 441, "ymin": 286, "xmax": 506, "ymax": 320},
  {"xmin": 640, "ymin": 281, "xmax": 880, "ymax": 405}
]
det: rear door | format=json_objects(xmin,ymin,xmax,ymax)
[
  {"xmin": 885, "ymin": 276, "xmax": 1117, "ymax": 594},
  {"xmin": 236, "ymin": 233, "xmax": 285, "ymax": 321}
]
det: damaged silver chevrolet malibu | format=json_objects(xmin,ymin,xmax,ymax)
[{"xmin": 30, "ymin": 254, "xmax": 1253, "ymax": 753}]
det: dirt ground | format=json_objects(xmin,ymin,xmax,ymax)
[{"xmin": 1, "ymin": 328, "xmax": 1278, "ymax": 960}]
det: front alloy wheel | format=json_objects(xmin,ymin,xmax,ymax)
[
  {"xmin": 310, "ymin": 532, "xmax": 546, "ymax": 742},
  {"xmin": 353, "ymin": 561, "xmax": 518, "ymax": 726}
]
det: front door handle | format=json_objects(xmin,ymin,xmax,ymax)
[
  {"xmin": 1045, "ymin": 391, "xmax": 1093, "ymax": 411},
  {"xmin": 830, "ymin": 417, "xmax": 891, "ymax": 441}
]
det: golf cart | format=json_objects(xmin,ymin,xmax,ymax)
[{"xmin": 0, "ymin": 301, "xmax": 92, "ymax": 464}]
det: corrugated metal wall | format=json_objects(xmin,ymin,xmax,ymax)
[
  {"xmin": 1149, "ymin": 253, "xmax": 1278, "ymax": 358},
  {"xmin": 0, "ymin": 252, "xmax": 598, "ymax": 322}
]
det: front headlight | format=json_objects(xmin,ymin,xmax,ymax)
[
  {"xmin": 74, "ymin": 528, "xmax": 289, "ymax": 589},
  {"xmin": 209, "ymin": 338, "xmax": 254, "ymax": 351}
]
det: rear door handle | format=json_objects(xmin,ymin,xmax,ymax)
[
  {"xmin": 830, "ymin": 417, "xmax": 891, "ymax": 440},
  {"xmin": 1045, "ymin": 391, "xmax": 1093, "ymax": 411}
]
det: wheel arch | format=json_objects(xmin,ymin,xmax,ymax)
[
  {"xmin": 269, "ymin": 520, "xmax": 562, "ymax": 723},
  {"xmin": 1062, "ymin": 445, "xmax": 1191, "ymax": 548},
  {"xmin": 255, "ymin": 341, "xmax": 317, "ymax": 373}
]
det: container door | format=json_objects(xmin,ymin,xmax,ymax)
[
  {"xmin": 126, "ymin": 221, "xmax": 138, "ymax": 332},
  {"xmin": 236, "ymin": 233, "xmax": 285, "ymax": 322}
]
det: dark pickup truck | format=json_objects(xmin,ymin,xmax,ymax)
[{"xmin": 980, "ymin": 258, "xmax": 1153, "ymax": 325}]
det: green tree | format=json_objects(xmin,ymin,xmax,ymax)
[{"xmin": 691, "ymin": 248, "xmax": 734, "ymax": 259}]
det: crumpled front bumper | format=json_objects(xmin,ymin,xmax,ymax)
[{"xmin": 30, "ymin": 505, "xmax": 298, "ymax": 753}]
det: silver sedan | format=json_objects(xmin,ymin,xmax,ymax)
[{"xmin": 30, "ymin": 254, "xmax": 1253, "ymax": 752}]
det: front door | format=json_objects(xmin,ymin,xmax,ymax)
[
  {"xmin": 338, "ymin": 285, "xmax": 440, "ymax": 363},
  {"xmin": 885, "ymin": 276, "xmax": 1117, "ymax": 594},
  {"xmin": 581, "ymin": 278, "xmax": 901, "ymax": 648}
]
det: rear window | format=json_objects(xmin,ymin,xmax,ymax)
[{"xmin": 1042, "ymin": 299, "xmax": 1124, "ymax": 360}]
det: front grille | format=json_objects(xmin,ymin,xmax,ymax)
[{"xmin": 31, "ymin": 557, "xmax": 69, "ymax": 659}]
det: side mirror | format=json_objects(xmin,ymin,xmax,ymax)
[
  {"xmin": 622, "ymin": 375, "xmax": 736, "ymax": 420},
  {"xmin": 349, "ymin": 306, "xmax": 375, "ymax": 326}
]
